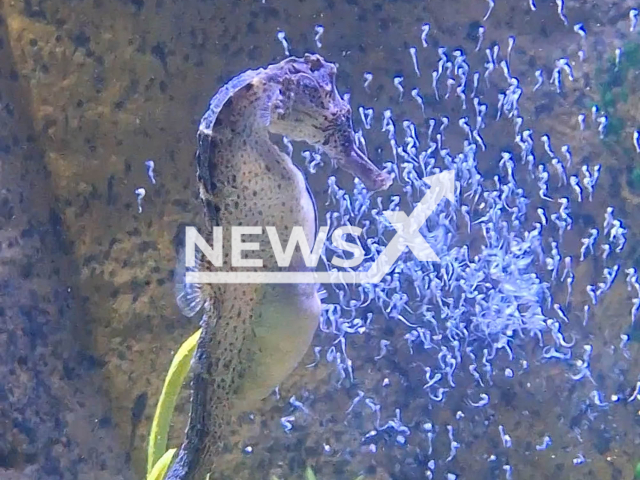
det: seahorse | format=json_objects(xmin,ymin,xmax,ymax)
[{"xmin": 166, "ymin": 53, "xmax": 392, "ymax": 480}]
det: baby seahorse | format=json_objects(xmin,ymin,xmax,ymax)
[{"xmin": 166, "ymin": 53, "xmax": 392, "ymax": 480}]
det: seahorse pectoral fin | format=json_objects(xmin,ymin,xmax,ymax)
[
  {"xmin": 174, "ymin": 235, "xmax": 205, "ymax": 318},
  {"xmin": 175, "ymin": 279, "xmax": 205, "ymax": 318}
]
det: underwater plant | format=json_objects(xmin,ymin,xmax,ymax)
[
  {"xmin": 593, "ymin": 36, "xmax": 640, "ymax": 149},
  {"xmin": 147, "ymin": 329, "xmax": 201, "ymax": 478},
  {"xmin": 147, "ymin": 449, "xmax": 178, "ymax": 480},
  {"xmin": 590, "ymin": 30, "xmax": 640, "ymax": 199}
]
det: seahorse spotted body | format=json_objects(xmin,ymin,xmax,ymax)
[{"xmin": 166, "ymin": 54, "xmax": 392, "ymax": 480}]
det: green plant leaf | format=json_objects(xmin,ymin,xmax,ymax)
[
  {"xmin": 146, "ymin": 328, "xmax": 202, "ymax": 475},
  {"xmin": 147, "ymin": 448, "xmax": 177, "ymax": 480},
  {"xmin": 305, "ymin": 467, "xmax": 317, "ymax": 480}
]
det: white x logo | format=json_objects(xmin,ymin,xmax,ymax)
[{"xmin": 362, "ymin": 169, "xmax": 455, "ymax": 283}]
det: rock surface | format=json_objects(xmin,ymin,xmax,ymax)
[{"xmin": 0, "ymin": 12, "xmax": 130, "ymax": 480}]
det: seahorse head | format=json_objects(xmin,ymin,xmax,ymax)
[{"xmin": 266, "ymin": 54, "xmax": 392, "ymax": 192}]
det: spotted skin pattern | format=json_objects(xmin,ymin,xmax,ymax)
[{"xmin": 165, "ymin": 54, "xmax": 391, "ymax": 480}]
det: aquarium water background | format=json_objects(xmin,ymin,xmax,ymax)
[{"xmin": 1, "ymin": 0, "xmax": 640, "ymax": 479}]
